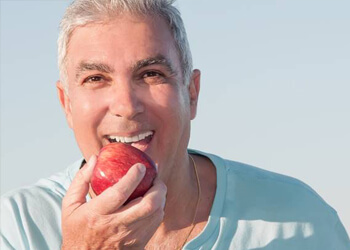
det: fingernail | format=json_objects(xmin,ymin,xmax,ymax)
[
  {"xmin": 88, "ymin": 155, "xmax": 97, "ymax": 167},
  {"xmin": 162, "ymin": 198, "xmax": 166, "ymax": 210},
  {"xmin": 138, "ymin": 164, "xmax": 146, "ymax": 174}
]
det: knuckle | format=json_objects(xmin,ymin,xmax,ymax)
[
  {"xmin": 153, "ymin": 208, "xmax": 165, "ymax": 225},
  {"xmin": 115, "ymin": 187, "xmax": 130, "ymax": 203},
  {"xmin": 142, "ymin": 199, "xmax": 157, "ymax": 215}
]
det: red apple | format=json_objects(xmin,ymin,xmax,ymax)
[{"xmin": 91, "ymin": 143, "xmax": 157, "ymax": 203}]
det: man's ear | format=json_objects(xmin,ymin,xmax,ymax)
[
  {"xmin": 56, "ymin": 81, "xmax": 73, "ymax": 129},
  {"xmin": 189, "ymin": 69, "xmax": 201, "ymax": 120}
]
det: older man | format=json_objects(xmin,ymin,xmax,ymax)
[{"xmin": 1, "ymin": 0, "xmax": 349, "ymax": 249}]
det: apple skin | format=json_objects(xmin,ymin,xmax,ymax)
[{"xmin": 91, "ymin": 143, "xmax": 157, "ymax": 203}]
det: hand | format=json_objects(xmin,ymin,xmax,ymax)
[{"xmin": 61, "ymin": 155, "xmax": 167, "ymax": 250}]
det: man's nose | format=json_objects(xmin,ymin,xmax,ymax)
[{"xmin": 108, "ymin": 81, "xmax": 144, "ymax": 119}]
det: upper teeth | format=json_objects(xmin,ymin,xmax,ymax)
[{"xmin": 108, "ymin": 131, "xmax": 153, "ymax": 143}]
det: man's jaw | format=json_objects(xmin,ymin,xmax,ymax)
[{"xmin": 104, "ymin": 130, "xmax": 154, "ymax": 152}]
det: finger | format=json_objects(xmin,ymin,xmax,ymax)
[
  {"xmin": 62, "ymin": 155, "xmax": 97, "ymax": 211},
  {"xmin": 121, "ymin": 177, "xmax": 167, "ymax": 223},
  {"xmin": 89, "ymin": 163, "xmax": 146, "ymax": 214}
]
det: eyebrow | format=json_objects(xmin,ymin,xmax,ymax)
[
  {"xmin": 75, "ymin": 55, "xmax": 177, "ymax": 80},
  {"xmin": 75, "ymin": 61, "xmax": 114, "ymax": 80},
  {"xmin": 132, "ymin": 55, "xmax": 177, "ymax": 75}
]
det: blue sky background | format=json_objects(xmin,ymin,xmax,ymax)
[{"xmin": 1, "ymin": 0, "xmax": 349, "ymax": 233}]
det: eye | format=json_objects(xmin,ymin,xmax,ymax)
[
  {"xmin": 142, "ymin": 71, "xmax": 166, "ymax": 85},
  {"xmin": 83, "ymin": 75, "xmax": 104, "ymax": 83},
  {"xmin": 143, "ymin": 71, "xmax": 163, "ymax": 78}
]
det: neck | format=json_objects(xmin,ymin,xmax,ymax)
[
  {"xmin": 158, "ymin": 152, "xmax": 200, "ymax": 232},
  {"xmin": 148, "ymin": 152, "xmax": 217, "ymax": 249}
]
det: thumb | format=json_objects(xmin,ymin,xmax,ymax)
[{"xmin": 62, "ymin": 155, "xmax": 97, "ymax": 213}]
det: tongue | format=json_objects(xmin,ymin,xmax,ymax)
[{"xmin": 131, "ymin": 135, "xmax": 152, "ymax": 151}]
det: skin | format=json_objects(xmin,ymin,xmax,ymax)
[{"xmin": 57, "ymin": 14, "xmax": 215, "ymax": 249}]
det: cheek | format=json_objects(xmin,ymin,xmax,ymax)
[
  {"xmin": 69, "ymin": 90, "xmax": 107, "ymax": 132},
  {"xmin": 68, "ymin": 90, "xmax": 109, "ymax": 157},
  {"xmin": 148, "ymin": 85, "xmax": 189, "ymax": 113},
  {"xmin": 148, "ymin": 85, "xmax": 191, "ymax": 139}
]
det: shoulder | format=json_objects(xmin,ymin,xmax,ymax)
[
  {"xmin": 223, "ymin": 159, "xmax": 350, "ymax": 249},
  {"xmin": 190, "ymin": 148, "xmax": 328, "ymax": 209},
  {"xmin": 216, "ymin": 157, "xmax": 338, "ymax": 222},
  {"xmin": 189, "ymin": 149, "xmax": 350, "ymax": 248},
  {"xmin": 191, "ymin": 150, "xmax": 342, "ymax": 226},
  {"xmin": 1, "ymin": 158, "xmax": 82, "ymax": 207},
  {"xmin": 223, "ymin": 158, "xmax": 333, "ymax": 212},
  {"xmin": 0, "ymin": 159, "xmax": 83, "ymax": 250},
  {"xmin": 220, "ymin": 156, "xmax": 350, "ymax": 246}
]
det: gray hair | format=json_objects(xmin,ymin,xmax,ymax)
[{"xmin": 57, "ymin": 0, "xmax": 193, "ymax": 91}]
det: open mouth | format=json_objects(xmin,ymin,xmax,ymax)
[{"xmin": 106, "ymin": 131, "xmax": 154, "ymax": 151}]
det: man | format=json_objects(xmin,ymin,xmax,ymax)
[{"xmin": 1, "ymin": 0, "xmax": 349, "ymax": 249}]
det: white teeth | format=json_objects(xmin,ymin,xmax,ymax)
[{"xmin": 108, "ymin": 131, "xmax": 153, "ymax": 143}]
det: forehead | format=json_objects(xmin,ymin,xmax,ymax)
[{"xmin": 66, "ymin": 14, "xmax": 180, "ymax": 74}]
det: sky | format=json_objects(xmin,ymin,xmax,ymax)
[{"xmin": 1, "ymin": 0, "xmax": 349, "ymax": 233}]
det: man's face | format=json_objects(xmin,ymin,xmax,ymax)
[{"xmin": 57, "ymin": 14, "xmax": 200, "ymax": 175}]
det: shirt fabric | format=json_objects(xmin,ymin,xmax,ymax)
[{"xmin": 1, "ymin": 149, "xmax": 350, "ymax": 250}]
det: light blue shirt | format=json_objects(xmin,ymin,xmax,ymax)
[{"xmin": 1, "ymin": 149, "xmax": 350, "ymax": 249}]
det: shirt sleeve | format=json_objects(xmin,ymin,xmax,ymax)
[
  {"xmin": 1, "ymin": 234, "xmax": 16, "ymax": 250},
  {"xmin": 1, "ymin": 194, "xmax": 29, "ymax": 250},
  {"xmin": 331, "ymin": 217, "xmax": 350, "ymax": 250},
  {"xmin": 1, "ymin": 187, "xmax": 64, "ymax": 250}
]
